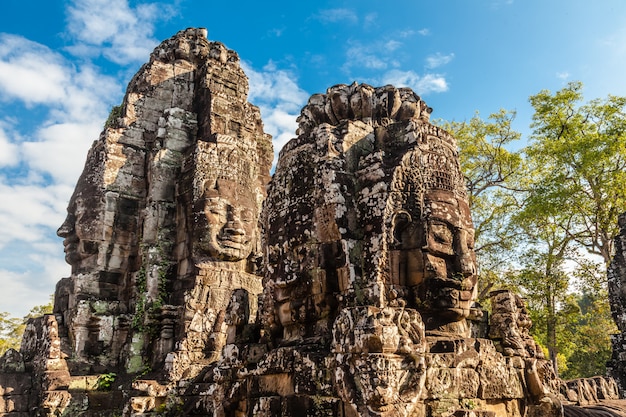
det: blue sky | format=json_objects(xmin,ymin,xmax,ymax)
[{"xmin": 1, "ymin": 0, "xmax": 625, "ymax": 318}]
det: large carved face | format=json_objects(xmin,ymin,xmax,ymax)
[
  {"xmin": 393, "ymin": 189, "xmax": 477, "ymax": 323},
  {"xmin": 57, "ymin": 195, "xmax": 104, "ymax": 272},
  {"xmin": 197, "ymin": 179, "xmax": 256, "ymax": 261}
]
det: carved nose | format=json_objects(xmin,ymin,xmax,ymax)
[
  {"xmin": 57, "ymin": 216, "xmax": 74, "ymax": 238},
  {"xmin": 459, "ymin": 254, "xmax": 476, "ymax": 276},
  {"xmin": 455, "ymin": 229, "xmax": 476, "ymax": 276},
  {"xmin": 225, "ymin": 213, "xmax": 245, "ymax": 233},
  {"xmin": 225, "ymin": 225, "xmax": 245, "ymax": 236}
]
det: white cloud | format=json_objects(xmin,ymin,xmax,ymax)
[
  {"xmin": 556, "ymin": 71, "xmax": 570, "ymax": 80},
  {"xmin": 382, "ymin": 70, "xmax": 449, "ymax": 95},
  {"xmin": 23, "ymin": 122, "xmax": 102, "ymax": 184},
  {"xmin": 261, "ymin": 108, "xmax": 299, "ymax": 167},
  {"xmin": 0, "ymin": 33, "xmax": 121, "ymax": 185},
  {"xmin": 344, "ymin": 42, "xmax": 389, "ymax": 73},
  {"xmin": 0, "ymin": 182, "xmax": 72, "ymax": 248},
  {"xmin": 491, "ymin": 0, "xmax": 514, "ymax": 7},
  {"xmin": 364, "ymin": 13, "xmax": 378, "ymax": 27},
  {"xmin": 65, "ymin": 0, "xmax": 174, "ymax": 64},
  {"xmin": 242, "ymin": 62, "xmax": 309, "ymax": 166},
  {"xmin": 426, "ymin": 52, "xmax": 455, "ymax": 69},
  {"xmin": 314, "ymin": 8, "xmax": 358, "ymax": 24},
  {"xmin": 0, "ymin": 264, "xmax": 66, "ymax": 318},
  {"xmin": 243, "ymin": 61, "xmax": 309, "ymax": 113},
  {"xmin": 0, "ymin": 34, "xmax": 120, "ymax": 123},
  {"xmin": 0, "ymin": 124, "xmax": 19, "ymax": 167},
  {"xmin": 418, "ymin": 28, "xmax": 431, "ymax": 36},
  {"xmin": 0, "ymin": 35, "xmax": 69, "ymax": 105},
  {"xmin": 268, "ymin": 28, "xmax": 284, "ymax": 37},
  {"xmin": 600, "ymin": 26, "xmax": 626, "ymax": 57},
  {"xmin": 385, "ymin": 40, "xmax": 403, "ymax": 52}
]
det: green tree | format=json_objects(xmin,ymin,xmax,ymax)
[
  {"xmin": 0, "ymin": 312, "xmax": 25, "ymax": 356},
  {"xmin": 0, "ymin": 299, "xmax": 54, "ymax": 356},
  {"xmin": 505, "ymin": 81, "xmax": 626, "ymax": 376},
  {"xmin": 527, "ymin": 81, "xmax": 626, "ymax": 265},
  {"xmin": 508, "ymin": 235, "xmax": 571, "ymax": 375},
  {"xmin": 442, "ymin": 110, "xmax": 524, "ymax": 298},
  {"xmin": 561, "ymin": 291, "xmax": 617, "ymax": 379}
]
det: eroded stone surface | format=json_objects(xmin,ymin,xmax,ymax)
[
  {"xmin": 608, "ymin": 213, "xmax": 626, "ymax": 396},
  {"xmin": 0, "ymin": 27, "xmax": 272, "ymax": 416}
]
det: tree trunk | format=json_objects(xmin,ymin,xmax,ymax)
[{"xmin": 546, "ymin": 286, "xmax": 558, "ymax": 376}]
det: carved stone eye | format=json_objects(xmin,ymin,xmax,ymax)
[
  {"xmin": 205, "ymin": 198, "xmax": 227, "ymax": 215},
  {"xmin": 239, "ymin": 208, "xmax": 254, "ymax": 223},
  {"xmin": 430, "ymin": 223, "xmax": 452, "ymax": 246}
]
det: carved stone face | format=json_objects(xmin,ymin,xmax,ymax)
[
  {"xmin": 332, "ymin": 307, "xmax": 426, "ymax": 416},
  {"xmin": 348, "ymin": 354, "xmax": 412, "ymax": 414},
  {"xmin": 57, "ymin": 195, "xmax": 103, "ymax": 272},
  {"xmin": 197, "ymin": 179, "xmax": 256, "ymax": 261},
  {"xmin": 393, "ymin": 189, "xmax": 477, "ymax": 323}
]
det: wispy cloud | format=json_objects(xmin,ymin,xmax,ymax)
[
  {"xmin": 491, "ymin": 0, "xmax": 514, "ymax": 8},
  {"xmin": 382, "ymin": 69, "xmax": 449, "ymax": 95},
  {"xmin": 556, "ymin": 71, "xmax": 570, "ymax": 80},
  {"xmin": 343, "ymin": 41, "xmax": 390, "ymax": 73},
  {"xmin": 0, "ymin": 255, "xmax": 67, "ymax": 317},
  {"xmin": 398, "ymin": 29, "xmax": 416, "ymax": 38},
  {"xmin": 242, "ymin": 61, "xmax": 309, "ymax": 166},
  {"xmin": 418, "ymin": 28, "xmax": 431, "ymax": 36},
  {"xmin": 0, "ymin": 123, "xmax": 19, "ymax": 167},
  {"xmin": 268, "ymin": 27, "xmax": 285, "ymax": 37},
  {"xmin": 425, "ymin": 52, "xmax": 455, "ymax": 69},
  {"xmin": 0, "ymin": 183, "xmax": 71, "ymax": 249},
  {"xmin": 65, "ymin": 0, "xmax": 175, "ymax": 64},
  {"xmin": 385, "ymin": 40, "xmax": 402, "ymax": 52},
  {"xmin": 0, "ymin": 35, "xmax": 69, "ymax": 105},
  {"xmin": 600, "ymin": 26, "xmax": 626, "ymax": 57},
  {"xmin": 364, "ymin": 12, "xmax": 378, "ymax": 28},
  {"xmin": 0, "ymin": 34, "xmax": 120, "ymax": 184},
  {"xmin": 313, "ymin": 8, "xmax": 358, "ymax": 24}
]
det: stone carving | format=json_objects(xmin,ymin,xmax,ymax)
[
  {"xmin": 1, "ymin": 28, "xmax": 624, "ymax": 417},
  {"xmin": 263, "ymin": 83, "xmax": 476, "ymax": 344},
  {"xmin": 608, "ymin": 213, "xmax": 626, "ymax": 396},
  {"xmin": 489, "ymin": 290, "xmax": 544, "ymax": 358},
  {"xmin": 0, "ymin": 28, "xmax": 272, "ymax": 415},
  {"xmin": 331, "ymin": 307, "xmax": 427, "ymax": 416}
]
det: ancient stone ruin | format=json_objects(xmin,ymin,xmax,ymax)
[
  {"xmin": 608, "ymin": 213, "xmax": 626, "ymax": 395},
  {"xmin": 0, "ymin": 28, "xmax": 625, "ymax": 417}
]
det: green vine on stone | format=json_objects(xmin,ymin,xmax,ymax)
[
  {"xmin": 132, "ymin": 266, "xmax": 147, "ymax": 331},
  {"xmin": 104, "ymin": 105, "xmax": 123, "ymax": 129},
  {"xmin": 132, "ymin": 237, "xmax": 174, "ymax": 332},
  {"xmin": 96, "ymin": 372, "xmax": 117, "ymax": 391}
]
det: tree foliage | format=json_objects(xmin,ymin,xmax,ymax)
[
  {"xmin": 0, "ymin": 299, "xmax": 53, "ymax": 356},
  {"xmin": 0, "ymin": 312, "xmax": 25, "ymax": 356},
  {"xmin": 451, "ymin": 82, "xmax": 626, "ymax": 378},
  {"xmin": 441, "ymin": 110, "xmax": 524, "ymax": 297},
  {"xmin": 527, "ymin": 81, "xmax": 626, "ymax": 264}
]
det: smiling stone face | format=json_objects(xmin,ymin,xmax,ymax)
[
  {"xmin": 387, "ymin": 138, "xmax": 477, "ymax": 335},
  {"xmin": 57, "ymin": 193, "xmax": 107, "ymax": 274},
  {"xmin": 404, "ymin": 190, "xmax": 477, "ymax": 323},
  {"xmin": 197, "ymin": 179, "xmax": 256, "ymax": 261},
  {"xmin": 332, "ymin": 307, "xmax": 426, "ymax": 417}
]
